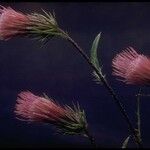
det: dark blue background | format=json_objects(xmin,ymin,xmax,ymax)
[{"xmin": 0, "ymin": 2, "xmax": 150, "ymax": 148}]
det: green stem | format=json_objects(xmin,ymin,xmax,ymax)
[
  {"xmin": 58, "ymin": 28, "xmax": 143, "ymax": 148},
  {"xmin": 136, "ymin": 88, "xmax": 142, "ymax": 143},
  {"xmin": 84, "ymin": 128, "xmax": 97, "ymax": 148},
  {"xmin": 137, "ymin": 94, "xmax": 150, "ymax": 97}
]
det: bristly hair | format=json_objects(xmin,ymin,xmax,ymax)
[
  {"xmin": 112, "ymin": 47, "xmax": 150, "ymax": 85},
  {"xmin": 0, "ymin": 5, "xmax": 65, "ymax": 42},
  {"xmin": 15, "ymin": 91, "xmax": 88, "ymax": 136}
]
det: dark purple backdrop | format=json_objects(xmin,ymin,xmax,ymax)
[{"xmin": 0, "ymin": 2, "xmax": 150, "ymax": 148}]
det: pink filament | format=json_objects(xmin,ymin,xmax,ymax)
[
  {"xmin": 0, "ymin": 5, "xmax": 29, "ymax": 40},
  {"xmin": 112, "ymin": 47, "xmax": 150, "ymax": 85},
  {"xmin": 15, "ymin": 91, "xmax": 66, "ymax": 123}
]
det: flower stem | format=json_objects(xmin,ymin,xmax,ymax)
[
  {"xmin": 137, "ymin": 94, "xmax": 150, "ymax": 97},
  {"xmin": 136, "ymin": 88, "xmax": 142, "ymax": 143},
  {"xmin": 58, "ymin": 28, "xmax": 143, "ymax": 148},
  {"xmin": 84, "ymin": 128, "xmax": 97, "ymax": 148}
]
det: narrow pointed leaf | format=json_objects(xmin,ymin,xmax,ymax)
[
  {"xmin": 90, "ymin": 32, "xmax": 101, "ymax": 69},
  {"xmin": 122, "ymin": 135, "xmax": 131, "ymax": 149},
  {"xmin": 90, "ymin": 32, "xmax": 104, "ymax": 84}
]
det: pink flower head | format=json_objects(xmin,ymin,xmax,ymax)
[
  {"xmin": 15, "ymin": 91, "xmax": 87, "ymax": 135},
  {"xmin": 112, "ymin": 47, "xmax": 150, "ymax": 85},
  {"xmin": 0, "ymin": 5, "xmax": 60, "ymax": 41},
  {"xmin": 15, "ymin": 91, "xmax": 66, "ymax": 123},
  {"xmin": 0, "ymin": 5, "xmax": 29, "ymax": 40}
]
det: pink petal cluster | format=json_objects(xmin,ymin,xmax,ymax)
[
  {"xmin": 0, "ymin": 5, "xmax": 29, "ymax": 40},
  {"xmin": 15, "ymin": 91, "xmax": 66, "ymax": 123},
  {"xmin": 112, "ymin": 47, "xmax": 150, "ymax": 85}
]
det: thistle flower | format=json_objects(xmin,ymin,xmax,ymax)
[
  {"xmin": 15, "ymin": 91, "xmax": 88, "ymax": 136},
  {"xmin": 0, "ymin": 5, "xmax": 63, "ymax": 41},
  {"xmin": 112, "ymin": 47, "xmax": 150, "ymax": 85},
  {"xmin": 0, "ymin": 5, "xmax": 29, "ymax": 40}
]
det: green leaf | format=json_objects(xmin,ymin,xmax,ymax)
[
  {"xmin": 90, "ymin": 32, "xmax": 101, "ymax": 69},
  {"xmin": 90, "ymin": 32, "xmax": 104, "ymax": 84},
  {"xmin": 122, "ymin": 135, "xmax": 131, "ymax": 149}
]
